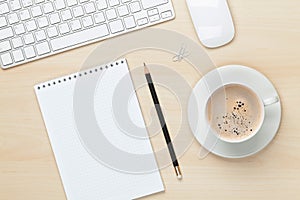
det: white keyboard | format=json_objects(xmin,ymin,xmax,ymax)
[{"xmin": 0, "ymin": 0, "xmax": 175, "ymax": 69}]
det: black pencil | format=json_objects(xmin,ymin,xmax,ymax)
[{"xmin": 144, "ymin": 63, "xmax": 182, "ymax": 179}]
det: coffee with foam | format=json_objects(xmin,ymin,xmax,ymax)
[{"xmin": 206, "ymin": 84, "xmax": 264, "ymax": 142}]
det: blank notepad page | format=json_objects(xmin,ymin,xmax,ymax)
[{"xmin": 34, "ymin": 59, "xmax": 164, "ymax": 200}]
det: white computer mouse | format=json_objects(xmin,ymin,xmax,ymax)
[{"xmin": 186, "ymin": 0, "xmax": 235, "ymax": 48}]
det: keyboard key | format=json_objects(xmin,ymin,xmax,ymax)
[
  {"xmin": 141, "ymin": 0, "xmax": 168, "ymax": 9},
  {"xmin": 94, "ymin": 12, "xmax": 105, "ymax": 24},
  {"xmin": 36, "ymin": 41, "xmax": 50, "ymax": 55},
  {"xmin": 19, "ymin": 9, "xmax": 31, "ymax": 21},
  {"xmin": 12, "ymin": 37, "xmax": 23, "ymax": 48},
  {"xmin": 35, "ymin": 30, "xmax": 47, "ymax": 41},
  {"xmin": 106, "ymin": 8, "xmax": 117, "ymax": 20},
  {"xmin": 51, "ymin": 24, "xmax": 109, "ymax": 51},
  {"xmin": 12, "ymin": 49, "xmax": 25, "ymax": 62},
  {"xmin": 24, "ymin": 33, "xmax": 35, "ymax": 44},
  {"xmin": 42, "ymin": 2, "xmax": 54, "ymax": 14},
  {"xmin": 24, "ymin": 46, "xmax": 36, "ymax": 59},
  {"xmin": 109, "ymin": 19, "xmax": 124, "ymax": 33},
  {"xmin": 14, "ymin": 24, "xmax": 26, "ymax": 35},
  {"xmin": 0, "ymin": 16, "xmax": 7, "ymax": 28},
  {"xmin": 47, "ymin": 26, "xmax": 59, "ymax": 38},
  {"xmin": 147, "ymin": 8, "xmax": 158, "ymax": 16},
  {"xmin": 70, "ymin": 19, "xmax": 82, "ymax": 31},
  {"xmin": 109, "ymin": 0, "xmax": 119, "ymax": 7},
  {"xmin": 7, "ymin": 13, "xmax": 19, "ymax": 24},
  {"xmin": 49, "ymin": 13, "xmax": 61, "ymax": 24},
  {"xmin": 66, "ymin": 0, "xmax": 77, "ymax": 6},
  {"xmin": 54, "ymin": 0, "xmax": 66, "ymax": 10},
  {"xmin": 82, "ymin": 16, "xmax": 93, "ymax": 27},
  {"xmin": 0, "ymin": 53, "xmax": 13, "ymax": 66},
  {"xmin": 61, "ymin": 9, "xmax": 72, "ymax": 21},
  {"xmin": 25, "ymin": 20, "xmax": 37, "ymax": 31},
  {"xmin": 37, "ymin": 17, "xmax": 49, "ymax": 28},
  {"xmin": 137, "ymin": 17, "xmax": 148, "ymax": 26},
  {"xmin": 31, "ymin": 5, "xmax": 43, "ymax": 17},
  {"xmin": 39, "ymin": 18, "xmax": 50, "ymax": 29},
  {"xmin": 0, "ymin": 27, "xmax": 14, "ymax": 40},
  {"xmin": 0, "ymin": 41, "xmax": 11, "ymax": 53},
  {"xmin": 73, "ymin": 6, "xmax": 84, "ymax": 17},
  {"xmin": 84, "ymin": 2, "xmax": 96, "ymax": 14},
  {"xmin": 117, "ymin": 5, "xmax": 129, "ymax": 17},
  {"xmin": 130, "ymin": 1, "xmax": 141, "ymax": 13},
  {"xmin": 0, "ymin": 3, "xmax": 10, "ymax": 14},
  {"xmin": 21, "ymin": 0, "xmax": 33, "ymax": 7},
  {"xmin": 59, "ymin": 23, "xmax": 70, "ymax": 34},
  {"xmin": 161, "ymin": 10, "xmax": 172, "ymax": 19},
  {"xmin": 96, "ymin": 0, "xmax": 107, "ymax": 10},
  {"xmin": 149, "ymin": 14, "xmax": 160, "ymax": 22},
  {"xmin": 124, "ymin": 15, "xmax": 135, "ymax": 29},
  {"xmin": 9, "ymin": 0, "xmax": 22, "ymax": 11}
]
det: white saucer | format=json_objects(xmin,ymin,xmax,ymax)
[{"xmin": 188, "ymin": 65, "xmax": 281, "ymax": 158}]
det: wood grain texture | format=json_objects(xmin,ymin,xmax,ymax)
[{"xmin": 1, "ymin": 0, "xmax": 300, "ymax": 199}]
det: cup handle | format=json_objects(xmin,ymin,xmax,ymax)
[{"xmin": 263, "ymin": 96, "xmax": 279, "ymax": 107}]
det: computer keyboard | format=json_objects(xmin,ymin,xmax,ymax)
[{"xmin": 0, "ymin": 0, "xmax": 175, "ymax": 69}]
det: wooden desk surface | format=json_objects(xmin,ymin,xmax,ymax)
[{"xmin": 1, "ymin": 0, "xmax": 300, "ymax": 199}]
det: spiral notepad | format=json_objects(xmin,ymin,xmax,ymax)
[{"xmin": 34, "ymin": 59, "xmax": 164, "ymax": 200}]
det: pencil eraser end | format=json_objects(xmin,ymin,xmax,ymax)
[{"xmin": 177, "ymin": 174, "xmax": 183, "ymax": 180}]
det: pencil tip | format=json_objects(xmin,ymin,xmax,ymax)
[{"xmin": 144, "ymin": 63, "xmax": 149, "ymax": 74}]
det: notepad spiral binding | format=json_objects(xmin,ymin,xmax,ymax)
[{"xmin": 36, "ymin": 59, "xmax": 125, "ymax": 90}]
